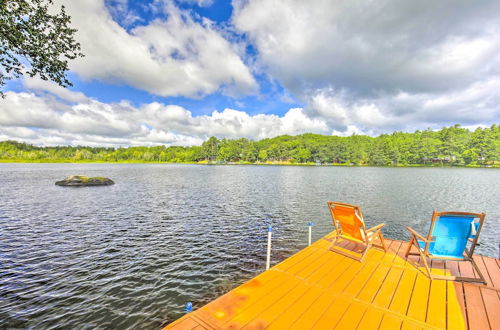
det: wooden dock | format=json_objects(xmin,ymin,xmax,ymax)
[{"xmin": 165, "ymin": 231, "xmax": 500, "ymax": 329}]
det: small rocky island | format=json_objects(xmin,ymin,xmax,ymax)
[{"xmin": 55, "ymin": 175, "xmax": 114, "ymax": 187}]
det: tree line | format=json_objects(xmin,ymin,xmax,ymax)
[{"xmin": 0, "ymin": 124, "xmax": 498, "ymax": 166}]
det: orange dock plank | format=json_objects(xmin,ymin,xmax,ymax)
[{"xmin": 164, "ymin": 232, "xmax": 500, "ymax": 330}]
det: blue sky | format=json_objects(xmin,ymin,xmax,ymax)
[{"xmin": 1, "ymin": 0, "xmax": 499, "ymax": 146}]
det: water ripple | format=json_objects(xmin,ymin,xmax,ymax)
[{"xmin": 0, "ymin": 164, "xmax": 498, "ymax": 328}]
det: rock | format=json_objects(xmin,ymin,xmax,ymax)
[{"xmin": 55, "ymin": 175, "xmax": 114, "ymax": 187}]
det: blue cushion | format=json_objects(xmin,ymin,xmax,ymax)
[{"xmin": 417, "ymin": 215, "xmax": 474, "ymax": 258}]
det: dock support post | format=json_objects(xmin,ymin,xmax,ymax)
[
  {"xmin": 308, "ymin": 221, "xmax": 313, "ymax": 246},
  {"xmin": 266, "ymin": 225, "xmax": 272, "ymax": 270}
]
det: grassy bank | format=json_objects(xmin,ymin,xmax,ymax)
[{"xmin": 1, "ymin": 158, "xmax": 497, "ymax": 168}]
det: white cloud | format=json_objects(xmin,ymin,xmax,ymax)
[
  {"xmin": 0, "ymin": 90, "xmax": 327, "ymax": 146},
  {"xmin": 23, "ymin": 77, "xmax": 89, "ymax": 103},
  {"xmin": 2, "ymin": 0, "xmax": 499, "ymax": 144},
  {"xmin": 2, "ymin": 73, "xmax": 498, "ymax": 146},
  {"xmin": 53, "ymin": 0, "xmax": 256, "ymax": 98},
  {"xmin": 176, "ymin": 0, "xmax": 214, "ymax": 7},
  {"xmin": 233, "ymin": 0, "xmax": 500, "ymax": 134},
  {"xmin": 233, "ymin": 0, "xmax": 500, "ymax": 95},
  {"xmin": 303, "ymin": 79, "xmax": 500, "ymax": 135}
]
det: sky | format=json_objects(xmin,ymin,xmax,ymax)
[{"xmin": 1, "ymin": 0, "xmax": 499, "ymax": 147}]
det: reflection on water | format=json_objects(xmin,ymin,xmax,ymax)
[{"xmin": 0, "ymin": 164, "xmax": 498, "ymax": 328}]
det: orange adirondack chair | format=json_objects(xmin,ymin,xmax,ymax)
[{"xmin": 327, "ymin": 201, "xmax": 387, "ymax": 261}]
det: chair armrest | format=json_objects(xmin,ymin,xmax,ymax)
[
  {"xmin": 406, "ymin": 226, "xmax": 431, "ymax": 242},
  {"xmin": 366, "ymin": 223, "xmax": 385, "ymax": 232},
  {"xmin": 468, "ymin": 238, "xmax": 480, "ymax": 245}
]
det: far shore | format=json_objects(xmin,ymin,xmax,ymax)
[{"xmin": 0, "ymin": 159, "xmax": 497, "ymax": 168}]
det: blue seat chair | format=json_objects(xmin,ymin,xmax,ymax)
[{"xmin": 404, "ymin": 211, "xmax": 486, "ymax": 284}]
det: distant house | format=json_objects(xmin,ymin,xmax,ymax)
[{"xmin": 430, "ymin": 155, "xmax": 456, "ymax": 163}]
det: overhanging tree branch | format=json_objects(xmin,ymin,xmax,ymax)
[{"xmin": 0, "ymin": 0, "xmax": 83, "ymax": 96}]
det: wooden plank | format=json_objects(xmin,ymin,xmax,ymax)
[
  {"xmin": 197, "ymin": 269, "xmax": 291, "ymax": 325},
  {"xmin": 285, "ymin": 291, "xmax": 339, "ymax": 329},
  {"xmin": 426, "ymin": 260, "xmax": 447, "ymax": 329},
  {"xmin": 373, "ymin": 266, "xmax": 404, "ymax": 308},
  {"xmin": 283, "ymin": 254, "xmax": 360, "ymax": 328},
  {"xmin": 192, "ymin": 326, "xmax": 206, "ymax": 330},
  {"xmin": 391, "ymin": 240, "xmax": 404, "ymax": 260},
  {"xmin": 315, "ymin": 256, "xmax": 359, "ymax": 289},
  {"xmin": 226, "ymin": 245, "xmax": 332, "ymax": 327},
  {"xmin": 369, "ymin": 241, "xmax": 406, "ymax": 308},
  {"xmin": 227, "ymin": 252, "xmax": 338, "ymax": 328},
  {"xmin": 241, "ymin": 281, "xmax": 310, "ymax": 329},
  {"xmin": 401, "ymin": 321, "xmax": 422, "ymax": 330},
  {"xmin": 355, "ymin": 241, "xmax": 400, "ymax": 303},
  {"xmin": 388, "ymin": 268, "xmax": 418, "ymax": 315},
  {"xmin": 165, "ymin": 234, "xmax": 500, "ymax": 330},
  {"xmin": 223, "ymin": 275, "xmax": 303, "ymax": 327},
  {"xmin": 294, "ymin": 248, "xmax": 338, "ymax": 279},
  {"xmin": 472, "ymin": 255, "xmax": 493, "ymax": 287},
  {"xmin": 480, "ymin": 286, "xmax": 500, "ymax": 330},
  {"xmin": 164, "ymin": 316, "xmax": 201, "ymax": 329},
  {"xmin": 313, "ymin": 256, "xmax": 354, "ymax": 289},
  {"xmin": 356, "ymin": 263, "xmax": 392, "ymax": 303},
  {"xmin": 267, "ymin": 285, "xmax": 324, "ymax": 329},
  {"xmin": 331, "ymin": 249, "xmax": 385, "ymax": 294},
  {"xmin": 382, "ymin": 240, "xmax": 402, "ymax": 264},
  {"xmin": 482, "ymin": 256, "xmax": 500, "ymax": 290},
  {"xmin": 446, "ymin": 260, "xmax": 467, "ymax": 330},
  {"xmin": 334, "ymin": 301, "xmax": 366, "ymax": 329},
  {"xmin": 463, "ymin": 284, "xmax": 490, "ymax": 330},
  {"xmin": 305, "ymin": 249, "xmax": 353, "ymax": 285},
  {"xmin": 311, "ymin": 295, "xmax": 351, "ymax": 328},
  {"xmin": 274, "ymin": 242, "xmax": 325, "ymax": 271},
  {"xmin": 459, "ymin": 258, "xmax": 477, "ymax": 280},
  {"xmin": 284, "ymin": 248, "xmax": 330, "ymax": 276},
  {"xmin": 406, "ymin": 273, "xmax": 431, "ymax": 322},
  {"xmin": 379, "ymin": 314, "xmax": 402, "ymax": 329},
  {"xmin": 394, "ymin": 241, "xmax": 411, "ymax": 266},
  {"xmin": 344, "ymin": 258, "xmax": 385, "ymax": 297},
  {"xmin": 355, "ymin": 307, "xmax": 384, "ymax": 329}
]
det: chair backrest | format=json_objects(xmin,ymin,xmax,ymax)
[
  {"xmin": 427, "ymin": 211, "xmax": 485, "ymax": 258},
  {"xmin": 328, "ymin": 202, "xmax": 366, "ymax": 241}
]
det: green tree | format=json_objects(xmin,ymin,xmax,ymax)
[
  {"xmin": 0, "ymin": 124, "xmax": 498, "ymax": 166},
  {"xmin": 258, "ymin": 149, "xmax": 268, "ymax": 162},
  {"xmin": 201, "ymin": 136, "xmax": 219, "ymax": 161},
  {"xmin": 293, "ymin": 148, "xmax": 311, "ymax": 163},
  {"xmin": 0, "ymin": 0, "xmax": 83, "ymax": 95}
]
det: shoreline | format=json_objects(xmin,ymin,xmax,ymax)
[{"xmin": 0, "ymin": 159, "xmax": 497, "ymax": 168}]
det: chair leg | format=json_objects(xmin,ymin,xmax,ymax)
[
  {"xmin": 368, "ymin": 230, "xmax": 387, "ymax": 253},
  {"xmin": 404, "ymin": 237, "xmax": 433, "ymax": 278},
  {"xmin": 470, "ymin": 257, "xmax": 488, "ymax": 285},
  {"xmin": 378, "ymin": 231, "xmax": 387, "ymax": 252},
  {"xmin": 359, "ymin": 243, "xmax": 371, "ymax": 263},
  {"xmin": 328, "ymin": 236, "xmax": 339, "ymax": 252},
  {"xmin": 419, "ymin": 254, "xmax": 433, "ymax": 279},
  {"xmin": 329, "ymin": 236, "xmax": 369, "ymax": 262},
  {"xmin": 404, "ymin": 236, "xmax": 414, "ymax": 258},
  {"xmin": 425, "ymin": 258, "xmax": 488, "ymax": 284}
]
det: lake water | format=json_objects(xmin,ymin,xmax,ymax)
[{"xmin": 0, "ymin": 163, "xmax": 498, "ymax": 328}]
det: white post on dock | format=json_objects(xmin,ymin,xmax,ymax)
[
  {"xmin": 307, "ymin": 221, "xmax": 313, "ymax": 246},
  {"xmin": 266, "ymin": 225, "xmax": 272, "ymax": 270}
]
